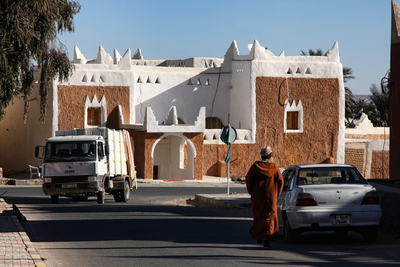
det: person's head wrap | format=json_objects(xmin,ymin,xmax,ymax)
[{"xmin": 260, "ymin": 146, "xmax": 272, "ymax": 157}]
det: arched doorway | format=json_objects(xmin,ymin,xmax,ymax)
[{"xmin": 151, "ymin": 134, "xmax": 196, "ymax": 180}]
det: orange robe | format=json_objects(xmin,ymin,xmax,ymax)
[{"xmin": 246, "ymin": 161, "xmax": 284, "ymax": 241}]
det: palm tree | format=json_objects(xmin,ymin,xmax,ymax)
[
  {"xmin": 370, "ymin": 84, "xmax": 390, "ymax": 126},
  {"xmin": 345, "ymin": 88, "xmax": 356, "ymax": 127},
  {"xmin": 301, "ymin": 49, "xmax": 325, "ymax": 56}
]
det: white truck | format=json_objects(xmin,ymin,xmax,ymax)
[{"xmin": 35, "ymin": 127, "xmax": 137, "ymax": 204}]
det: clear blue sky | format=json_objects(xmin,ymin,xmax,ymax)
[{"xmin": 60, "ymin": 0, "xmax": 391, "ymax": 95}]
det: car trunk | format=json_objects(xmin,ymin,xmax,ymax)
[{"xmin": 300, "ymin": 184, "xmax": 374, "ymax": 208}]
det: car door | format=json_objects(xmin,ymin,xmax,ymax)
[{"xmin": 277, "ymin": 168, "xmax": 296, "ymax": 227}]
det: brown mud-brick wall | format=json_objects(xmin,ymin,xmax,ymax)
[
  {"xmin": 345, "ymin": 148, "xmax": 365, "ymax": 175},
  {"xmin": 57, "ymin": 85, "xmax": 130, "ymax": 130},
  {"xmin": 371, "ymin": 150, "xmax": 389, "ymax": 178},
  {"xmin": 203, "ymin": 77, "xmax": 340, "ymax": 178},
  {"xmin": 129, "ymin": 130, "xmax": 204, "ymax": 180}
]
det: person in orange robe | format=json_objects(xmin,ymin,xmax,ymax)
[{"xmin": 246, "ymin": 146, "xmax": 284, "ymax": 248}]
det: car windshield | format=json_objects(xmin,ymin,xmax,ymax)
[
  {"xmin": 297, "ymin": 167, "xmax": 367, "ymax": 185},
  {"xmin": 44, "ymin": 141, "xmax": 97, "ymax": 162}
]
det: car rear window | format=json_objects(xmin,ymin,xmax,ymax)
[{"xmin": 297, "ymin": 167, "xmax": 367, "ymax": 185}]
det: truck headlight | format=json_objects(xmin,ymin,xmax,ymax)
[
  {"xmin": 44, "ymin": 177, "xmax": 52, "ymax": 183},
  {"xmin": 88, "ymin": 176, "xmax": 97, "ymax": 181}
]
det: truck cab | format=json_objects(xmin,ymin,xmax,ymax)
[{"xmin": 36, "ymin": 127, "xmax": 136, "ymax": 204}]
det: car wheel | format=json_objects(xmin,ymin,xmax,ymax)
[
  {"xmin": 362, "ymin": 226, "xmax": 378, "ymax": 242},
  {"xmin": 97, "ymin": 190, "xmax": 105, "ymax": 204},
  {"xmin": 284, "ymin": 218, "xmax": 297, "ymax": 243},
  {"xmin": 113, "ymin": 191, "xmax": 122, "ymax": 202},
  {"xmin": 51, "ymin": 194, "xmax": 59, "ymax": 204},
  {"xmin": 121, "ymin": 180, "xmax": 130, "ymax": 203}
]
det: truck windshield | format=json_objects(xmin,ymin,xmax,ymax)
[{"xmin": 45, "ymin": 141, "xmax": 97, "ymax": 162}]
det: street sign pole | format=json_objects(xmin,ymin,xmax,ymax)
[
  {"xmin": 227, "ymin": 153, "xmax": 230, "ymax": 198},
  {"xmin": 220, "ymin": 123, "xmax": 237, "ymax": 198}
]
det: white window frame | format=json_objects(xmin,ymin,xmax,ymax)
[
  {"xmin": 84, "ymin": 95, "xmax": 107, "ymax": 128},
  {"xmin": 283, "ymin": 99, "xmax": 303, "ymax": 133}
]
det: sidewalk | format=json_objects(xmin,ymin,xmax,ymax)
[{"xmin": 0, "ymin": 199, "xmax": 45, "ymax": 267}]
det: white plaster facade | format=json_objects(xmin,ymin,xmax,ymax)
[
  {"xmin": 0, "ymin": 39, "xmax": 345, "ymax": 178},
  {"xmin": 345, "ymin": 113, "xmax": 390, "ymax": 178}
]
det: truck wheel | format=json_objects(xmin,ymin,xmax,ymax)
[
  {"xmin": 113, "ymin": 191, "xmax": 122, "ymax": 202},
  {"xmin": 97, "ymin": 190, "xmax": 105, "ymax": 204},
  {"xmin": 51, "ymin": 194, "xmax": 59, "ymax": 204},
  {"xmin": 121, "ymin": 180, "xmax": 130, "ymax": 202}
]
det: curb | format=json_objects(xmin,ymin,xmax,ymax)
[
  {"xmin": 12, "ymin": 216, "xmax": 46, "ymax": 267},
  {"xmin": 195, "ymin": 193, "xmax": 251, "ymax": 209},
  {"xmin": 1, "ymin": 178, "xmax": 43, "ymax": 186}
]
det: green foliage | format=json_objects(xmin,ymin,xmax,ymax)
[
  {"xmin": 370, "ymin": 83, "xmax": 390, "ymax": 127},
  {"xmin": 230, "ymin": 174, "xmax": 242, "ymax": 182},
  {"xmin": 345, "ymin": 84, "xmax": 389, "ymax": 128},
  {"xmin": 0, "ymin": 0, "xmax": 80, "ymax": 123}
]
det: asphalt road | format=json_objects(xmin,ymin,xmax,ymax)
[{"xmin": 1, "ymin": 184, "xmax": 400, "ymax": 267}]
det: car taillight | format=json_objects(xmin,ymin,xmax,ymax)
[
  {"xmin": 361, "ymin": 191, "xmax": 380, "ymax": 205},
  {"xmin": 296, "ymin": 193, "xmax": 318, "ymax": 206}
]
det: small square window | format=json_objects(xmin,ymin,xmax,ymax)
[
  {"xmin": 284, "ymin": 99, "xmax": 303, "ymax": 133},
  {"xmin": 287, "ymin": 111, "xmax": 299, "ymax": 130},
  {"xmin": 87, "ymin": 108, "xmax": 101, "ymax": 126}
]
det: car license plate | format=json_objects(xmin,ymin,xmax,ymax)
[
  {"xmin": 333, "ymin": 215, "xmax": 350, "ymax": 225},
  {"xmin": 62, "ymin": 184, "xmax": 77, "ymax": 188}
]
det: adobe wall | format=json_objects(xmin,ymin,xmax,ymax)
[
  {"xmin": 203, "ymin": 76, "xmax": 340, "ymax": 178},
  {"xmin": 345, "ymin": 140, "xmax": 389, "ymax": 179},
  {"xmin": 128, "ymin": 131, "xmax": 163, "ymax": 179},
  {"xmin": 57, "ymin": 85, "xmax": 130, "ymax": 130},
  {"xmin": 371, "ymin": 150, "xmax": 390, "ymax": 178},
  {"xmin": 345, "ymin": 148, "xmax": 365, "ymax": 174},
  {"xmin": 0, "ymin": 82, "xmax": 52, "ymax": 173},
  {"xmin": 129, "ymin": 130, "xmax": 204, "ymax": 180}
]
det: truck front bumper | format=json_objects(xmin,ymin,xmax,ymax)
[{"xmin": 42, "ymin": 181, "xmax": 103, "ymax": 196}]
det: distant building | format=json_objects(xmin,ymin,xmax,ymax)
[
  {"xmin": 0, "ymin": 40, "xmax": 345, "ymax": 179},
  {"xmin": 353, "ymin": 95, "xmax": 372, "ymax": 102}
]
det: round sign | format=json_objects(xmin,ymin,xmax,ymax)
[{"xmin": 220, "ymin": 125, "xmax": 237, "ymax": 144}]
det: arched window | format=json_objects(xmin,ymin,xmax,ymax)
[{"xmin": 206, "ymin": 117, "xmax": 223, "ymax": 129}]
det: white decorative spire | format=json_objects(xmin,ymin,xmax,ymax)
[
  {"xmin": 73, "ymin": 45, "xmax": 87, "ymax": 64},
  {"xmin": 326, "ymin": 42, "xmax": 340, "ymax": 63},
  {"xmin": 132, "ymin": 48, "xmax": 143, "ymax": 59}
]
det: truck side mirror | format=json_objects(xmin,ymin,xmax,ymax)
[
  {"xmin": 105, "ymin": 145, "xmax": 109, "ymax": 156},
  {"xmin": 35, "ymin": 146, "xmax": 45, "ymax": 159}
]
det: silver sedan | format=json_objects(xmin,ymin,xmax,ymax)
[{"xmin": 277, "ymin": 164, "xmax": 382, "ymax": 242}]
